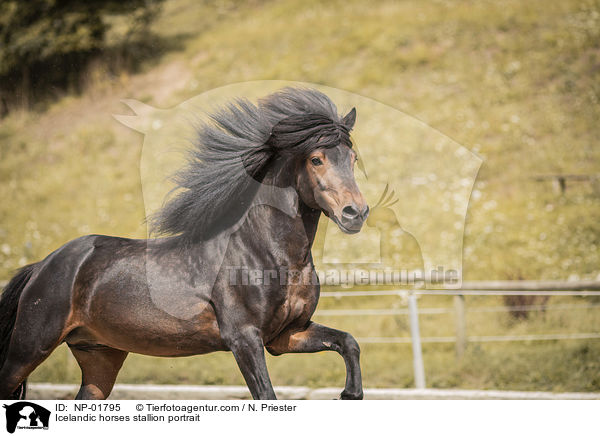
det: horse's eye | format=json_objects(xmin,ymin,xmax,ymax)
[{"xmin": 311, "ymin": 157, "xmax": 323, "ymax": 166}]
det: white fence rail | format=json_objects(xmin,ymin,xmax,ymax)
[{"xmin": 318, "ymin": 280, "xmax": 600, "ymax": 389}]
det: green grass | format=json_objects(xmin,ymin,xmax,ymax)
[{"xmin": 3, "ymin": 0, "xmax": 600, "ymax": 392}]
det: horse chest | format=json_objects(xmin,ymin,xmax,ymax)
[{"xmin": 270, "ymin": 280, "xmax": 318, "ymax": 332}]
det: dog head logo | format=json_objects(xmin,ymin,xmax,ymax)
[{"xmin": 3, "ymin": 402, "xmax": 50, "ymax": 433}]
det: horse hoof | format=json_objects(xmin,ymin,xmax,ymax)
[{"xmin": 340, "ymin": 390, "xmax": 363, "ymax": 400}]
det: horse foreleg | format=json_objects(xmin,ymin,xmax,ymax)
[
  {"xmin": 266, "ymin": 321, "xmax": 363, "ymax": 399},
  {"xmin": 225, "ymin": 326, "xmax": 276, "ymax": 400},
  {"xmin": 69, "ymin": 345, "xmax": 128, "ymax": 400}
]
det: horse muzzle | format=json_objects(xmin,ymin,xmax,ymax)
[{"xmin": 333, "ymin": 204, "xmax": 369, "ymax": 234}]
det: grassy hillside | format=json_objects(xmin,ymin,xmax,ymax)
[{"xmin": 1, "ymin": 0, "xmax": 599, "ymax": 391}]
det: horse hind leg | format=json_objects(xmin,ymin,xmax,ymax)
[
  {"xmin": 0, "ymin": 337, "xmax": 66, "ymax": 399},
  {"xmin": 0, "ymin": 292, "xmax": 72, "ymax": 399},
  {"xmin": 68, "ymin": 344, "xmax": 127, "ymax": 400}
]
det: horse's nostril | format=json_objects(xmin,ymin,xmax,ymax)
[
  {"xmin": 362, "ymin": 205, "xmax": 370, "ymax": 219},
  {"xmin": 342, "ymin": 205, "xmax": 360, "ymax": 219}
]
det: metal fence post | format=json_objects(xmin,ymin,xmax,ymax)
[
  {"xmin": 454, "ymin": 294, "xmax": 467, "ymax": 358},
  {"xmin": 408, "ymin": 292, "xmax": 426, "ymax": 389}
]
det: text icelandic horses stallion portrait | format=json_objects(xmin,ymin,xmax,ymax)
[{"xmin": 0, "ymin": 88, "xmax": 369, "ymax": 400}]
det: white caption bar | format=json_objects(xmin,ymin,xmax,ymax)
[{"xmin": 1, "ymin": 400, "xmax": 597, "ymax": 436}]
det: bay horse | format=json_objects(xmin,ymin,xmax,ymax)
[{"xmin": 0, "ymin": 88, "xmax": 369, "ymax": 400}]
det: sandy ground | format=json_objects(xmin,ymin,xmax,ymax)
[{"xmin": 27, "ymin": 384, "xmax": 600, "ymax": 400}]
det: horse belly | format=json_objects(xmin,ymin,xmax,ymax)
[
  {"xmin": 80, "ymin": 283, "xmax": 227, "ymax": 357},
  {"xmin": 79, "ymin": 307, "xmax": 226, "ymax": 357}
]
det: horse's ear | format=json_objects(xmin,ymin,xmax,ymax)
[{"xmin": 341, "ymin": 107, "xmax": 357, "ymax": 130}]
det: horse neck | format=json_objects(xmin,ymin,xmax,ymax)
[{"xmin": 242, "ymin": 160, "xmax": 322, "ymax": 265}]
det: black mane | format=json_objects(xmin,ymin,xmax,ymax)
[{"xmin": 149, "ymin": 87, "xmax": 356, "ymax": 243}]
